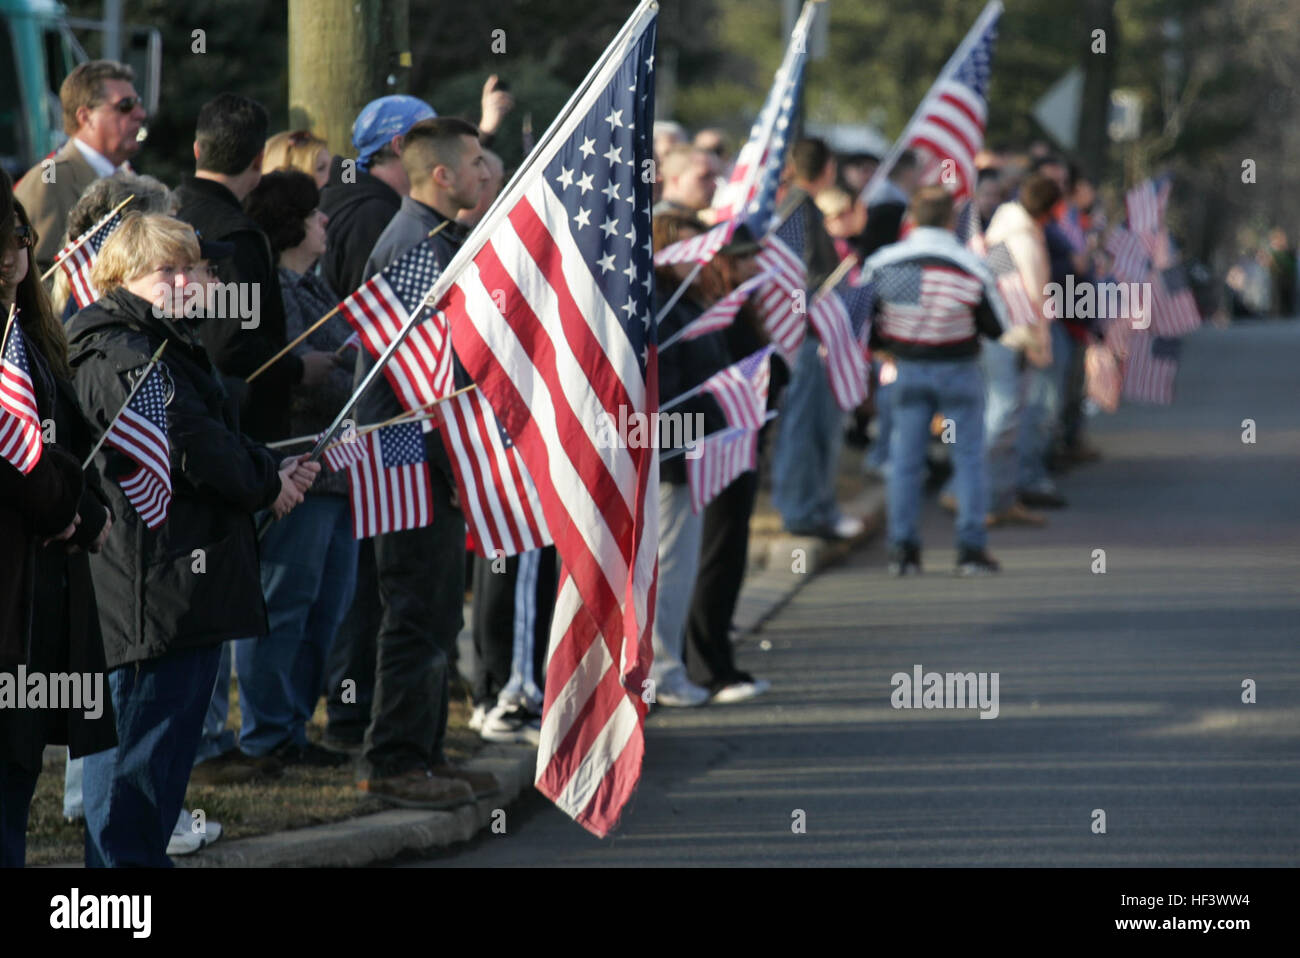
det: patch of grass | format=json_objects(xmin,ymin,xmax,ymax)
[{"xmin": 25, "ymin": 686, "xmax": 479, "ymax": 866}]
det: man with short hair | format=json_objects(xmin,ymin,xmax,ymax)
[
  {"xmin": 861, "ymin": 186, "xmax": 1007, "ymax": 575},
  {"xmin": 350, "ymin": 116, "xmax": 498, "ymax": 810},
  {"xmin": 769, "ymin": 137, "xmax": 863, "ymax": 540},
  {"xmin": 15, "ymin": 60, "xmax": 148, "ymax": 273},
  {"xmin": 174, "ymin": 93, "xmax": 339, "ymax": 782},
  {"xmin": 653, "ymin": 144, "xmax": 719, "ymax": 216}
]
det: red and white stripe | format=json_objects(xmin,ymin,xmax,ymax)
[
  {"xmin": 105, "ymin": 410, "xmax": 171, "ymax": 529},
  {"xmin": 440, "ymin": 174, "xmax": 658, "ymax": 837},
  {"xmin": 1126, "ymin": 180, "xmax": 1160, "ymax": 237},
  {"xmin": 60, "ymin": 244, "xmax": 99, "ymax": 309},
  {"xmin": 908, "ymin": 82, "xmax": 987, "ymax": 201},
  {"xmin": 0, "ymin": 324, "xmax": 43, "ymax": 475},
  {"xmin": 755, "ymin": 234, "xmax": 807, "ymax": 359},
  {"xmin": 1121, "ymin": 332, "xmax": 1176, "ymax": 405},
  {"xmin": 347, "ymin": 431, "xmax": 433, "ymax": 539},
  {"xmin": 340, "ymin": 279, "xmax": 455, "ymax": 425},
  {"xmin": 665, "ymin": 272, "xmax": 769, "ymax": 347},
  {"xmin": 701, "ymin": 349, "xmax": 771, "ymax": 431},
  {"xmin": 809, "ymin": 289, "xmax": 870, "ymax": 410},
  {"xmin": 653, "ymin": 221, "xmax": 732, "ymax": 267},
  {"xmin": 686, "ymin": 425, "xmax": 758, "ymax": 513},
  {"xmin": 439, "ymin": 387, "xmax": 552, "ymax": 558},
  {"xmin": 1105, "ymin": 227, "xmax": 1149, "ymax": 283},
  {"xmin": 1151, "ymin": 274, "xmax": 1200, "ymax": 337}
]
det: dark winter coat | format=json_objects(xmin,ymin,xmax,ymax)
[
  {"xmin": 174, "ymin": 176, "xmax": 299, "ymax": 442},
  {"xmin": 319, "ymin": 155, "xmax": 403, "ymax": 300},
  {"xmin": 0, "ymin": 333, "xmax": 117, "ymax": 768},
  {"xmin": 66, "ymin": 288, "xmax": 283, "ymax": 670}
]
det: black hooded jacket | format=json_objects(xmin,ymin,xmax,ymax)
[
  {"xmin": 319, "ymin": 155, "xmax": 403, "ymax": 299},
  {"xmin": 66, "ymin": 288, "xmax": 282, "ymax": 669},
  {"xmin": 174, "ymin": 176, "xmax": 299, "ymax": 442}
]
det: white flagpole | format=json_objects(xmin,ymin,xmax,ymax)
[{"xmin": 856, "ymin": 0, "xmax": 1003, "ymax": 205}]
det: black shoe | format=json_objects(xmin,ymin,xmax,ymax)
[
  {"xmin": 322, "ymin": 724, "xmax": 365, "ymax": 751},
  {"xmin": 1018, "ymin": 487, "xmax": 1067, "ymax": 509},
  {"xmin": 955, "ymin": 548, "xmax": 1000, "ymax": 576},
  {"xmin": 888, "ymin": 543, "xmax": 922, "ymax": 577},
  {"xmin": 272, "ymin": 740, "xmax": 350, "ymax": 768}
]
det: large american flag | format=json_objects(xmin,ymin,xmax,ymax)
[
  {"xmin": 755, "ymin": 209, "xmax": 811, "ymax": 359},
  {"xmin": 1151, "ymin": 263, "xmax": 1201, "ymax": 337},
  {"xmin": 103, "ymin": 363, "xmax": 172, "ymax": 528},
  {"xmin": 58, "ymin": 209, "xmax": 124, "ymax": 310},
  {"xmin": 701, "ymin": 345, "xmax": 774, "ymax": 431},
  {"xmin": 1123, "ymin": 332, "xmax": 1179, "ymax": 405},
  {"xmin": 983, "ymin": 241, "xmax": 1039, "ymax": 328},
  {"xmin": 439, "ymin": 387, "xmax": 551, "ymax": 558},
  {"xmin": 887, "ymin": 1, "xmax": 999, "ymax": 201},
  {"xmin": 346, "ymin": 420, "xmax": 433, "ymax": 538},
  {"xmin": 434, "ymin": 4, "xmax": 658, "ymax": 837},
  {"xmin": 0, "ymin": 317, "xmax": 43, "ymax": 475},
  {"xmin": 810, "ymin": 271, "xmax": 874, "ymax": 410},
  {"xmin": 686, "ymin": 423, "xmax": 759, "ymax": 514},
  {"xmin": 338, "ymin": 238, "xmax": 454, "ymax": 422}
]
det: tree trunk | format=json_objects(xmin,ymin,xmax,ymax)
[
  {"xmin": 288, "ymin": 0, "xmax": 411, "ymax": 158},
  {"xmin": 1076, "ymin": 0, "xmax": 1117, "ymax": 182}
]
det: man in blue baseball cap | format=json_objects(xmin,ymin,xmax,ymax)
[{"xmin": 318, "ymin": 77, "xmax": 514, "ymax": 299}]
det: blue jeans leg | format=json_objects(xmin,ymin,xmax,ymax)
[
  {"xmin": 194, "ymin": 641, "xmax": 236, "ymax": 765},
  {"xmin": 980, "ymin": 341, "xmax": 1022, "ymax": 513},
  {"xmin": 771, "ymin": 336, "xmax": 844, "ymax": 531},
  {"xmin": 865, "ymin": 361, "xmax": 893, "ymax": 472},
  {"xmin": 1017, "ymin": 323, "xmax": 1069, "ymax": 492},
  {"xmin": 940, "ymin": 361, "xmax": 988, "ymax": 550},
  {"xmin": 886, "ymin": 361, "xmax": 937, "ymax": 549},
  {"xmin": 286, "ymin": 498, "xmax": 359, "ymax": 746},
  {"xmin": 0, "ymin": 760, "xmax": 40, "ymax": 867},
  {"xmin": 63, "ymin": 753, "xmax": 83, "ymax": 820},
  {"xmin": 83, "ymin": 645, "xmax": 222, "ymax": 868},
  {"xmin": 240, "ymin": 497, "xmax": 353, "ymax": 756}
]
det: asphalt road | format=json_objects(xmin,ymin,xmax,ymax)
[{"xmin": 406, "ymin": 321, "xmax": 1300, "ymax": 867}]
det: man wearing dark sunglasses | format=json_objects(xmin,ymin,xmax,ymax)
[{"xmin": 15, "ymin": 60, "xmax": 147, "ymax": 275}]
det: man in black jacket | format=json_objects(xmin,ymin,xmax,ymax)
[
  {"xmin": 67, "ymin": 213, "xmax": 317, "ymax": 866},
  {"xmin": 174, "ymin": 93, "xmax": 337, "ymax": 443},
  {"xmin": 346, "ymin": 117, "xmax": 497, "ymax": 810}
]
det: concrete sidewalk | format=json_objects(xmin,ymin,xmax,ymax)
[{"xmin": 174, "ymin": 483, "xmax": 885, "ymax": 868}]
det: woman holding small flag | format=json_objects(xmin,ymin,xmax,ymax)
[
  {"xmin": 66, "ymin": 212, "xmax": 319, "ymax": 866},
  {"xmin": 0, "ymin": 197, "xmax": 118, "ymax": 866}
]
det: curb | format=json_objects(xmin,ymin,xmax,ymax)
[{"xmin": 166, "ymin": 484, "xmax": 887, "ymax": 867}]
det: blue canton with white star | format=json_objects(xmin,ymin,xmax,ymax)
[
  {"xmin": 382, "ymin": 240, "xmax": 443, "ymax": 315},
  {"xmin": 3, "ymin": 322, "xmax": 31, "ymax": 375},
  {"xmin": 89, "ymin": 212, "xmax": 123, "ymax": 254},
  {"xmin": 953, "ymin": 14, "xmax": 998, "ymax": 99},
  {"xmin": 744, "ymin": 42, "xmax": 808, "ymax": 238},
  {"xmin": 543, "ymin": 19, "xmax": 657, "ymax": 374},
  {"xmin": 377, "ymin": 420, "xmax": 428, "ymax": 467},
  {"xmin": 129, "ymin": 367, "xmax": 169, "ymax": 433}
]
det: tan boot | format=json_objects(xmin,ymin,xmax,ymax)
[
  {"xmin": 986, "ymin": 502, "xmax": 1047, "ymax": 527},
  {"xmin": 358, "ymin": 769, "xmax": 475, "ymax": 809}
]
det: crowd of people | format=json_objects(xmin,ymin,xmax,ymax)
[{"xmin": 1, "ymin": 55, "xmax": 1148, "ymax": 868}]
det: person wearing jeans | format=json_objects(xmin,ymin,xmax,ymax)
[
  {"xmin": 858, "ymin": 187, "xmax": 1010, "ymax": 575},
  {"xmin": 67, "ymin": 214, "xmax": 318, "ymax": 866}
]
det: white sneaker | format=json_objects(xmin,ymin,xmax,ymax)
[
  {"xmin": 711, "ymin": 679, "xmax": 771, "ymax": 704},
  {"xmin": 167, "ymin": 809, "xmax": 223, "ymax": 857},
  {"xmin": 833, "ymin": 515, "xmax": 865, "ymax": 539},
  {"xmin": 468, "ymin": 704, "xmax": 487, "ymax": 732},
  {"xmin": 480, "ymin": 702, "xmax": 542, "ymax": 745},
  {"xmin": 654, "ymin": 676, "xmax": 711, "ymax": 708}
]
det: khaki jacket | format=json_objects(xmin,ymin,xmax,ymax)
[
  {"xmin": 985, "ymin": 200, "xmax": 1053, "ymax": 366},
  {"xmin": 14, "ymin": 139, "xmax": 102, "ymax": 274}
]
